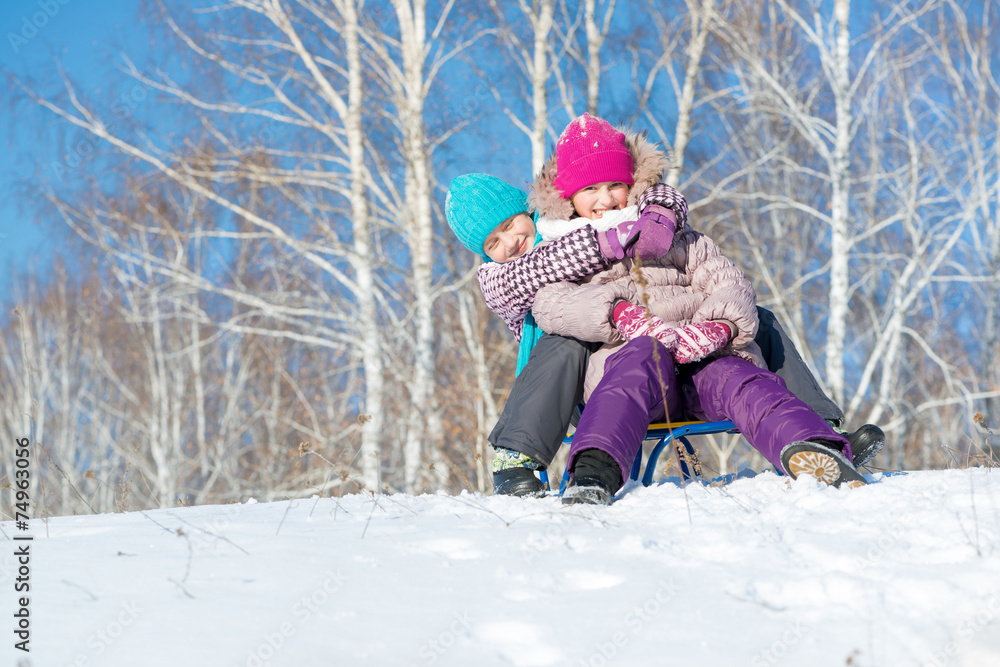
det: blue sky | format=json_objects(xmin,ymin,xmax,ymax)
[
  {"xmin": 1, "ymin": 0, "xmax": 140, "ymax": 293},
  {"xmin": 0, "ymin": 0, "xmax": 519, "ymax": 297},
  {"xmin": 0, "ymin": 0, "xmax": 554, "ymax": 297}
]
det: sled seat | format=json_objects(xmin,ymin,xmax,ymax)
[{"xmin": 539, "ymin": 420, "xmax": 738, "ymax": 493}]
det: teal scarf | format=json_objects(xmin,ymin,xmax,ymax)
[
  {"xmin": 514, "ymin": 229, "xmax": 546, "ymax": 376},
  {"xmin": 516, "ymin": 312, "xmax": 544, "ymax": 376}
]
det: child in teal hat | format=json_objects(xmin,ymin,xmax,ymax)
[
  {"xmin": 446, "ymin": 174, "xmax": 551, "ymax": 496},
  {"xmin": 446, "ymin": 174, "xmax": 540, "ymax": 263},
  {"xmin": 445, "ymin": 172, "xmax": 663, "ymax": 496},
  {"xmin": 445, "ymin": 174, "xmax": 547, "ymax": 392}
]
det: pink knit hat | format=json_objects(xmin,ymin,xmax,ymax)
[{"xmin": 553, "ymin": 113, "xmax": 634, "ymax": 199}]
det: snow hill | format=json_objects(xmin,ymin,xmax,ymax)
[{"xmin": 4, "ymin": 469, "xmax": 1000, "ymax": 667}]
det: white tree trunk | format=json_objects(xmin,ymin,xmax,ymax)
[
  {"xmin": 583, "ymin": 0, "xmax": 604, "ymax": 117},
  {"xmin": 147, "ymin": 284, "xmax": 173, "ymax": 506},
  {"xmin": 458, "ymin": 290, "xmax": 499, "ymax": 494},
  {"xmin": 822, "ymin": 0, "xmax": 853, "ymax": 407},
  {"xmin": 14, "ymin": 307, "xmax": 35, "ymax": 445},
  {"xmin": 667, "ymin": 0, "xmax": 714, "ymax": 188},
  {"xmin": 12, "ymin": 305, "xmax": 44, "ymax": 515},
  {"xmin": 982, "ymin": 99, "xmax": 1000, "ymax": 422},
  {"xmin": 530, "ymin": 0, "xmax": 555, "ymax": 175},
  {"xmin": 343, "ymin": 0, "xmax": 383, "ymax": 492},
  {"xmin": 394, "ymin": 0, "xmax": 443, "ymax": 493},
  {"xmin": 191, "ymin": 312, "xmax": 207, "ymax": 477}
]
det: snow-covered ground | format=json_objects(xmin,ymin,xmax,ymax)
[{"xmin": 4, "ymin": 468, "xmax": 1000, "ymax": 667}]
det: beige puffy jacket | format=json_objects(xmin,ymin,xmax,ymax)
[{"xmin": 528, "ymin": 130, "xmax": 765, "ymax": 401}]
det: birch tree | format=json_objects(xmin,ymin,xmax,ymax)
[
  {"xmin": 713, "ymin": 0, "xmax": 860, "ymax": 405},
  {"xmin": 456, "ymin": 288, "xmax": 502, "ymax": 493},
  {"xmin": 930, "ymin": 0, "xmax": 1000, "ymax": 432},
  {"xmin": 392, "ymin": 0, "xmax": 444, "ymax": 492},
  {"xmin": 338, "ymin": 0, "xmax": 383, "ymax": 490},
  {"xmin": 896, "ymin": 0, "xmax": 1000, "ymax": 448},
  {"xmin": 362, "ymin": 0, "xmax": 483, "ymax": 491},
  {"xmin": 713, "ymin": 0, "xmax": 934, "ymax": 406},
  {"xmin": 582, "ymin": 0, "xmax": 616, "ymax": 116},
  {"xmin": 551, "ymin": 0, "xmax": 616, "ymax": 121},
  {"xmin": 631, "ymin": 0, "xmax": 721, "ymax": 190},
  {"xmin": 719, "ymin": 0, "xmax": 914, "ymax": 403},
  {"xmin": 484, "ymin": 0, "xmax": 557, "ymax": 175}
]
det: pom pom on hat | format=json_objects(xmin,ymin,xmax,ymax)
[
  {"xmin": 553, "ymin": 113, "xmax": 634, "ymax": 199},
  {"xmin": 446, "ymin": 174, "xmax": 530, "ymax": 260}
]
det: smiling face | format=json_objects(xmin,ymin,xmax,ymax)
[
  {"xmin": 570, "ymin": 181, "xmax": 630, "ymax": 220},
  {"xmin": 483, "ymin": 213, "xmax": 536, "ymax": 263}
]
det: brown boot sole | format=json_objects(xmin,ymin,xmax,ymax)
[{"xmin": 782, "ymin": 444, "xmax": 868, "ymax": 488}]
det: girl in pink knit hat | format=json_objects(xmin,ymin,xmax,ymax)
[{"xmin": 528, "ymin": 113, "xmax": 868, "ymax": 504}]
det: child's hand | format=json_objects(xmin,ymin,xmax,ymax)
[
  {"xmin": 596, "ymin": 208, "xmax": 676, "ymax": 263},
  {"xmin": 595, "ymin": 221, "xmax": 632, "ymax": 261},
  {"xmin": 612, "ymin": 302, "xmax": 679, "ymax": 348},
  {"xmin": 630, "ymin": 205, "xmax": 677, "ymax": 261},
  {"xmin": 671, "ymin": 321, "xmax": 734, "ymax": 364}
]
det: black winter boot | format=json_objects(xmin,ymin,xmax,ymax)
[
  {"xmin": 562, "ymin": 449, "xmax": 623, "ymax": 506},
  {"xmin": 493, "ymin": 467, "xmax": 545, "ymax": 498},
  {"xmin": 829, "ymin": 422, "xmax": 885, "ymax": 469},
  {"xmin": 845, "ymin": 424, "xmax": 885, "ymax": 468}
]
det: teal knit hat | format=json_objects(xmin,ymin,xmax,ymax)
[{"xmin": 446, "ymin": 174, "xmax": 530, "ymax": 260}]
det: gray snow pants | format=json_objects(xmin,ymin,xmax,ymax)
[
  {"xmin": 488, "ymin": 306, "xmax": 843, "ymax": 468},
  {"xmin": 488, "ymin": 333, "xmax": 601, "ymax": 468},
  {"xmin": 754, "ymin": 307, "xmax": 844, "ymax": 425}
]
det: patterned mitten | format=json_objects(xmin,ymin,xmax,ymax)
[
  {"xmin": 671, "ymin": 321, "xmax": 734, "ymax": 364},
  {"xmin": 596, "ymin": 209, "xmax": 676, "ymax": 263},
  {"xmin": 612, "ymin": 302, "xmax": 678, "ymax": 348},
  {"xmin": 638, "ymin": 183, "xmax": 688, "ymax": 226}
]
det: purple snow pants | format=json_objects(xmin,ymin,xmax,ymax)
[{"xmin": 567, "ymin": 337, "xmax": 851, "ymax": 485}]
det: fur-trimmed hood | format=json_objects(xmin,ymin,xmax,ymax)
[{"xmin": 528, "ymin": 128, "xmax": 671, "ymax": 219}]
